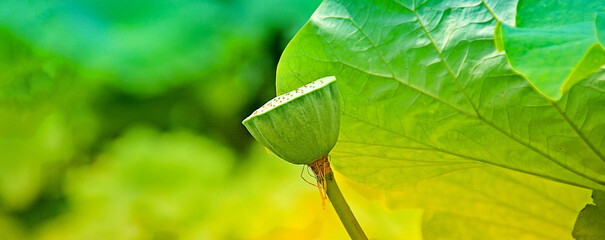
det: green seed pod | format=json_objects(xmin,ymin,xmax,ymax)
[{"xmin": 242, "ymin": 76, "xmax": 340, "ymax": 164}]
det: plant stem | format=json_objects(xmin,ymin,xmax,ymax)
[{"xmin": 325, "ymin": 171, "xmax": 369, "ymax": 240}]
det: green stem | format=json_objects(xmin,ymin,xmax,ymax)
[{"xmin": 325, "ymin": 171, "xmax": 369, "ymax": 240}]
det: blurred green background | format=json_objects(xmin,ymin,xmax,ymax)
[{"xmin": 0, "ymin": 1, "xmax": 421, "ymax": 239}]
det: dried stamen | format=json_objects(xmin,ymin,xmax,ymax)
[{"xmin": 308, "ymin": 155, "xmax": 331, "ymax": 208}]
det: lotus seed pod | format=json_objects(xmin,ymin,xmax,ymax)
[{"xmin": 242, "ymin": 76, "xmax": 340, "ymax": 165}]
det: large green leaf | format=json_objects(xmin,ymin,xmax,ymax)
[
  {"xmin": 499, "ymin": 0, "xmax": 605, "ymax": 100},
  {"xmin": 276, "ymin": 0, "xmax": 605, "ymax": 238}
]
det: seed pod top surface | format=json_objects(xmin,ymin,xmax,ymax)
[{"xmin": 242, "ymin": 76, "xmax": 340, "ymax": 164}]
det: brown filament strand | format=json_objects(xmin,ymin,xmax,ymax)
[{"xmin": 307, "ymin": 155, "xmax": 331, "ymax": 209}]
